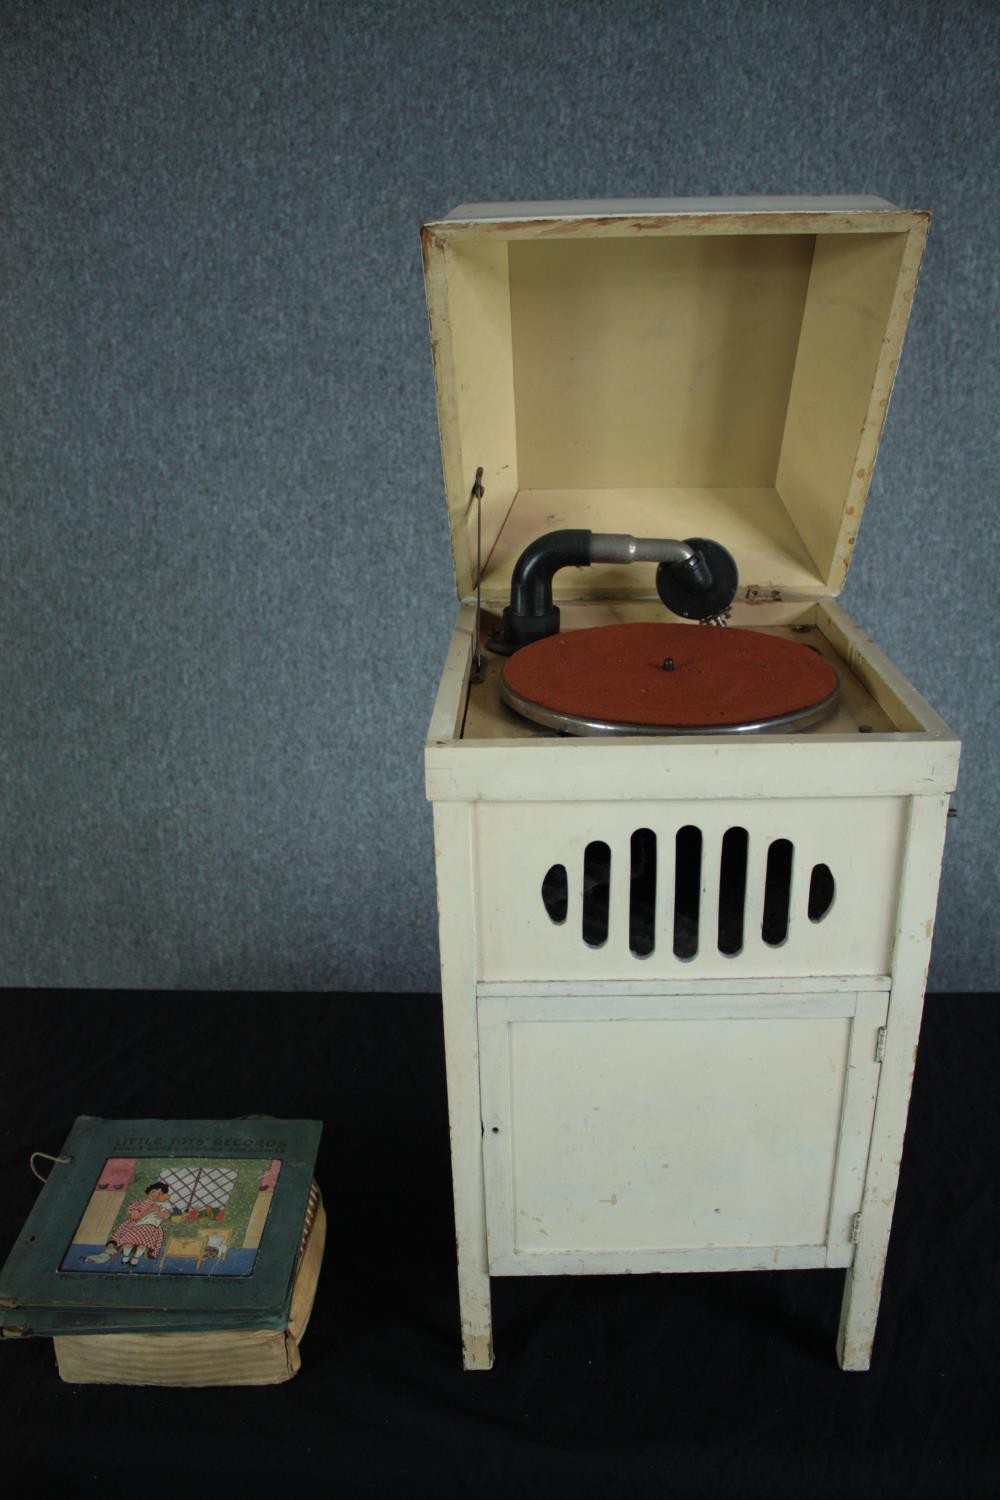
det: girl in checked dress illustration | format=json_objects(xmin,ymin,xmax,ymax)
[{"xmin": 84, "ymin": 1182, "xmax": 173, "ymax": 1267}]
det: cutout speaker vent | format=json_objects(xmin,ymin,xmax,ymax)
[
  {"xmin": 541, "ymin": 864, "xmax": 568, "ymax": 924},
  {"xmin": 762, "ymin": 838, "xmax": 793, "ymax": 946},
  {"xmin": 629, "ymin": 828, "xmax": 657, "ymax": 958},
  {"xmin": 673, "ymin": 825, "xmax": 702, "ymax": 960},
  {"xmin": 582, "ymin": 841, "xmax": 611, "ymax": 948},
  {"xmin": 808, "ymin": 863, "xmax": 835, "ymax": 922},
  {"xmin": 718, "ymin": 827, "xmax": 749, "ymax": 955}
]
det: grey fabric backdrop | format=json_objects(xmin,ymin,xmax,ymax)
[{"xmin": 1, "ymin": 0, "xmax": 996, "ymax": 992}]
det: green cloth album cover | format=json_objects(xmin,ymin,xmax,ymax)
[{"xmin": 0, "ymin": 1117, "xmax": 322, "ymax": 1337}]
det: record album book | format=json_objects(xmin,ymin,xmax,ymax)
[{"xmin": 0, "ymin": 1116, "xmax": 324, "ymax": 1385}]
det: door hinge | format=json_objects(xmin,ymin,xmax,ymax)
[
  {"xmin": 875, "ymin": 1027, "xmax": 887, "ymax": 1063},
  {"xmin": 851, "ymin": 1212, "xmax": 863, "ymax": 1245}
]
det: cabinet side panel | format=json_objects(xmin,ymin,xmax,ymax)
[{"xmin": 476, "ymin": 798, "xmax": 904, "ymax": 981}]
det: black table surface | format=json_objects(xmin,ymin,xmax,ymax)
[{"xmin": 1, "ymin": 991, "xmax": 996, "ymax": 1496}]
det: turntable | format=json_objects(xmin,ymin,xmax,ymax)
[{"xmin": 420, "ymin": 198, "xmax": 960, "ymax": 1373}]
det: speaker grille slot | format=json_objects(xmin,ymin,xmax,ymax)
[
  {"xmin": 808, "ymin": 863, "xmax": 835, "ymax": 922},
  {"xmin": 762, "ymin": 838, "xmax": 793, "ymax": 946},
  {"xmin": 629, "ymin": 828, "xmax": 657, "ymax": 958},
  {"xmin": 718, "ymin": 827, "xmax": 749, "ymax": 955},
  {"xmin": 582, "ymin": 841, "xmax": 611, "ymax": 948},
  {"xmin": 541, "ymin": 864, "xmax": 568, "ymax": 924},
  {"xmin": 673, "ymin": 825, "xmax": 702, "ymax": 960}
]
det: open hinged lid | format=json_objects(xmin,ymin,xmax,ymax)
[{"xmin": 421, "ymin": 197, "xmax": 928, "ymax": 606}]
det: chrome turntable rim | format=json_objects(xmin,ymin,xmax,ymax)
[{"xmin": 499, "ymin": 678, "xmax": 841, "ymax": 736}]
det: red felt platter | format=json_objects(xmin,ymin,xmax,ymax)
[{"xmin": 500, "ymin": 623, "xmax": 840, "ymax": 736}]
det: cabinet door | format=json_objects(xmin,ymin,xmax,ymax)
[{"xmin": 478, "ymin": 988, "xmax": 886, "ymax": 1275}]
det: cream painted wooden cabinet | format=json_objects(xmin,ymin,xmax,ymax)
[{"xmin": 420, "ymin": 198, "xmax": 959, "ymax": 1373}]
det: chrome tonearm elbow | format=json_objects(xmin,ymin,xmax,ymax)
[{"xmin": 590, "ymin": 532, "xmax": 714, "ymax": 592}]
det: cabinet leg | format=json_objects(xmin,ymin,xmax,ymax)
[
  {"xmin": 434, "ymin": 802, "xmax": 495, "ymax": 1369},
  {"xmin": 460, "ymin": 1314, "xmax": 494, "ymax": 1371},
  {"xmin": 455, "ymin": 1212, "xmax": 493, "ymax": 1371},
  {"xmin": 836, "ymin": 1261, "xmax": 882, "ymax": 1371},
  {"xmin": 449, "ymin": 1118, "xmax": 494, "ymax": 1369},
  {"xmin": 441, "ymin": 977, "xmax": 494, "ymax": 1370}
]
